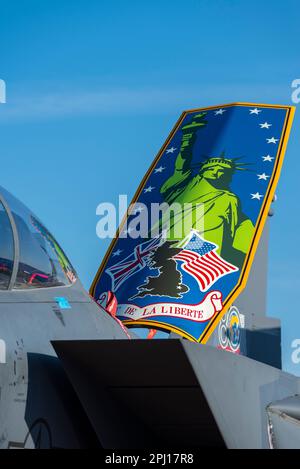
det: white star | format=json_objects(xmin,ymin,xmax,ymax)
[
  {"xmin": 215, "ymin": 109, "xmax": 226, "ymax": 115},
  {"xmin": 267, "ymin": 137, "xmax": 279, "ymax": 144},
  {"xmin": 249, "ymin": 108, "xmax": 262, "ymax": 114},
  {"xmin": 112, "ymin": 249, "xmax": 123, "ymax": 257},
  {"xmin": 144, "ymin": 186, "xmax": 155, "ymax": 193},
  {"xmin": 154, "ymin": 165, "xmax": 165, "ymax": 173},
  {"xmin": 251, "ymin": 192, "xmax": 264, "ymax": 200},
  {"xmin": 260, "ymin": 122, "xmax": 272, "ymax": 129},
  {"xmin": 257, "ymin": 173, "xmax": 270, "ymax": 180},
  {"xmin": 262, "ymin": 155, "xmax": 274, "ymax": 162},
  {"xmin": 166, "ymin": 147, "xmax": 177, "ymax": 154}
]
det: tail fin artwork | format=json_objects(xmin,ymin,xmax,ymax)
[{"xmin": 90, "ymin": 103, "xmax": 295, "ymax": 351}]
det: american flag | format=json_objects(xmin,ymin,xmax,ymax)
[
  {"xmin": 174, "ymin": 232, "xmax": 238, "ymax": 292},
  {"xmin": 106, "ymin": 236, "xmax": 163, "ymax": 292}
]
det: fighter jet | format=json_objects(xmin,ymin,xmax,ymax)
[
  {"xmin": 0, "ymin": 103, "xmax": 299, "ymax": 449},
  {"xmin": 0, "ymin": 185, "xmax": 133, "ymax": 449}
]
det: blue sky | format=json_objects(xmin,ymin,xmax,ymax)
[{"xmin": 0, "ymin": 0, "xmax": 299, "ymax": 373}]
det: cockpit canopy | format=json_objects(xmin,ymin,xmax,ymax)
[{"xmin": 0, "ymin": 186, "xmax": 76, "ymax": 290}]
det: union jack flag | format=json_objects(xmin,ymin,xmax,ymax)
[
  {"xmin": 106, "ymin": 236, "xmax": 164, "ymax": 292},
  {"xmin": 174, "ymin": 231, "xmax": 238, "ymax": 292}
]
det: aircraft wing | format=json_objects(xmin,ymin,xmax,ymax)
[{"xmin": 52, "ymin": 338, "xmax": 300, "ymax": 449}]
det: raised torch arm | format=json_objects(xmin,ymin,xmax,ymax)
[{"xmin": 160, "ymin": 112, "xmax": 207, "ymax": 203}]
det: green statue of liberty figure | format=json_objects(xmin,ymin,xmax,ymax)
[
  {"xmin": 133, "ymin": 112, "xmax": 254, "ymax": 299},
  {"xmin": 160, "ymin": 112, "xmax": 254, "ymax": 266}
]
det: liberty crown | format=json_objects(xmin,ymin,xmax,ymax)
[{"xmin": 199, "ymin": 152, "xmax": 251, "ymax": 172}]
